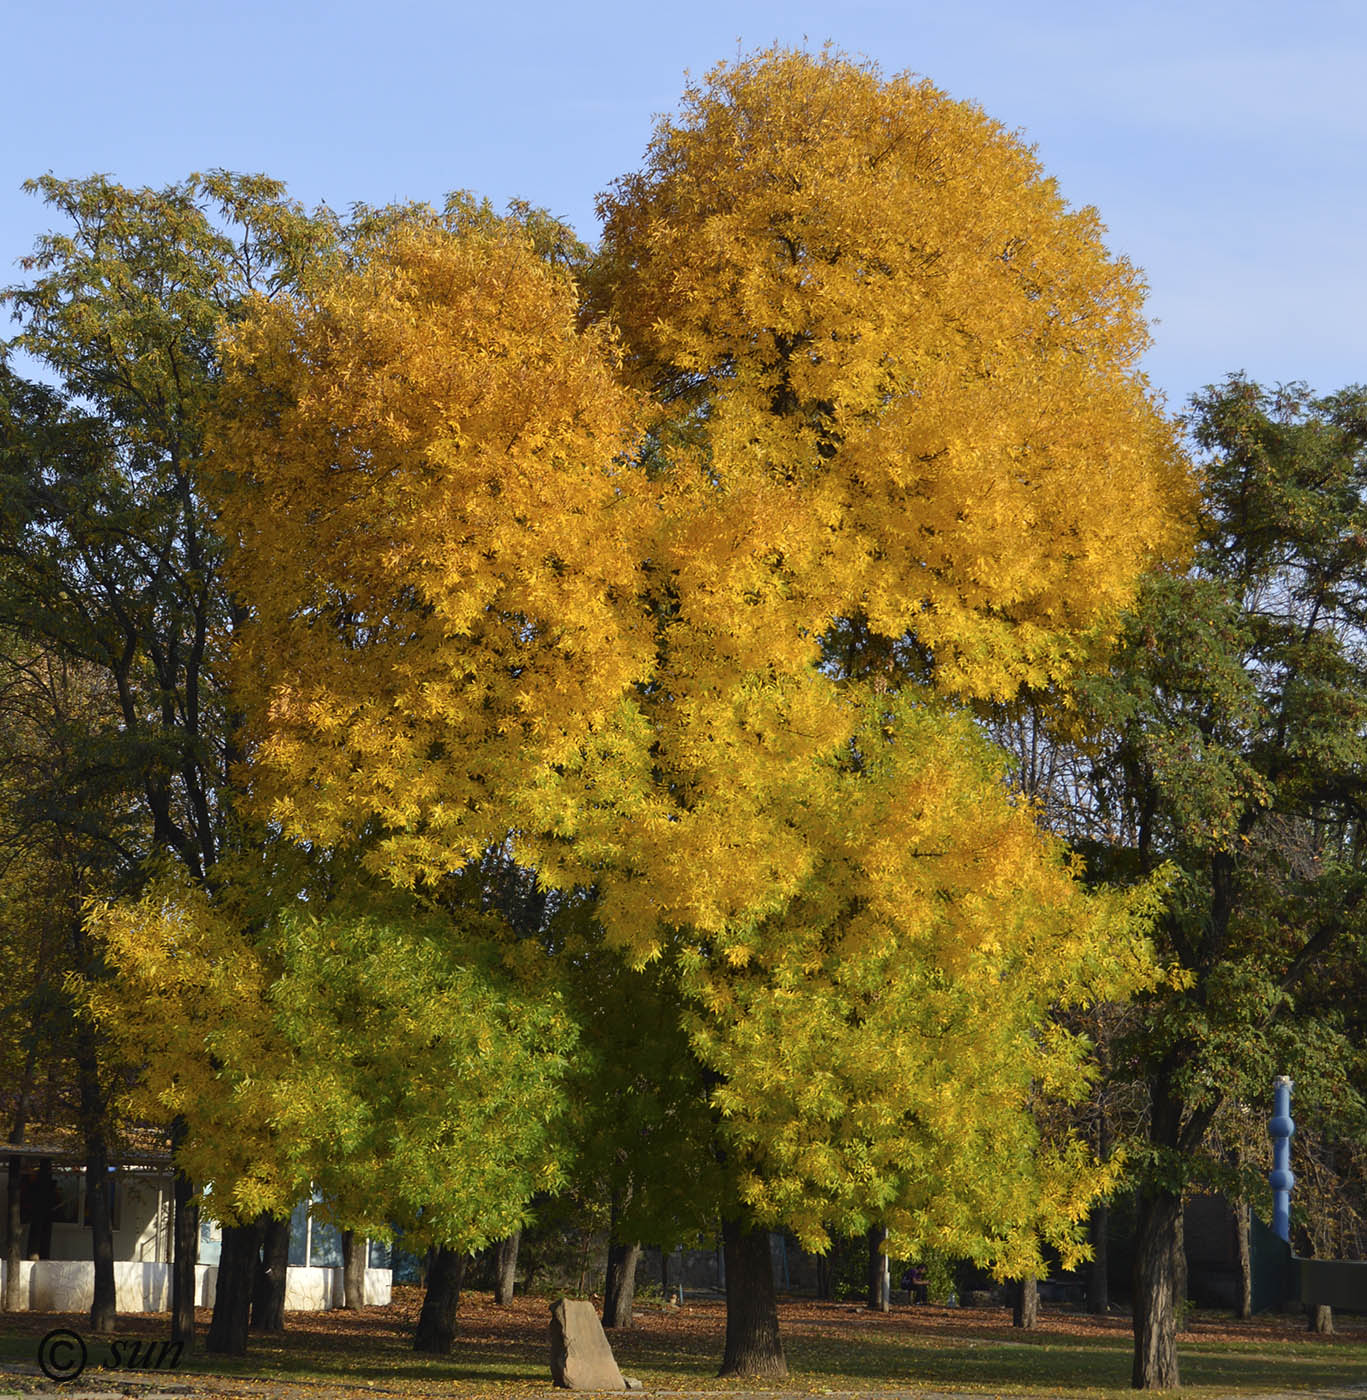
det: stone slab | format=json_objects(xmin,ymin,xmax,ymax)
[{"xmin": 550, "ymin": 1296, "xmax": 626, "ymax": 1390}]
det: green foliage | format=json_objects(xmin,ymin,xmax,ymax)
[
  {"xmin": 268, "ymin": 891, "xmax": 576, "ymax": 1250},
  {"xmin": 1090, "ymin": 379, "xmax": 1367, "ymax": 1158},
  {"xmin": 637, "ymin": 691, "xmax": 1160, "ymax": 1271},
  {"xmin": 1003, "ymin": 376, "xmax": 1367, "ymax": 1280},
  {"xmin": 0, "ymin": 174, "xmax": 340, "ymax": 880},
  {"xmin": 434, "ymin": 842, "xmax": 724, "ymax": 1252},
  {"xmin": 89, "ymin": 860, "xmax": 576, "ymax": 1245}
]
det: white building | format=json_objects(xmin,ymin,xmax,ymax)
[{"xmin": 2, "ymin": 1144, "xmax": 391, "ymax": 1314}]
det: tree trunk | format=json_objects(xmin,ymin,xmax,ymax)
[
  {"xmin": 84, "ymin": 1154, "xmax": 116, "ymax": 1334},
  {"xmin": 5, "ymin": 1049, "xmax": 34, "ymax": 1313},
  {"xmin": 1172, "ymin": 1203, "xmax": 1187, "ymax": 1314},
  {"xmin": 207, "ymin": 1220, "xmax": 262, "ymax": 1355},
  {"xmin": 1088, "ymin": 1201, "xmax": 1110, "ymax": 1315},
  {"xmin": 718, "ymin": 1217, "xmax": 786, "ymax": 1378},
  {"xmin": 1234, "ymin": 1199, "xmax": 1252, "ymax": 1320},
  {"xmin": 414, "ymin": 1246, "xmax": 465, "ymax": 1353},
  {"xmin": 1308, "ymin": 1303, "xmax": 1334, "ymax": 1334},
  {"xmin": 1088, "ymin": 1111, "xmax": 1113, "ymax": 1319},
  {"xmin": 492, "ymin": 1229, "xmax": 520, "ymax": 1305},
  {"xmin": 603, "ymin": 1241, "xmax": 641, "ymax": 1328},
  {"xmin": 171, "ymin": 1158, "xmax": 199, "ymax": 1347},
  {"xmin": 78, "ymin": 1033, "xmax": 116, "ymax": 1335},
  {"xmin": 1013, "ymin": 1276, "xmax": 1039, "ymax": 1329},
  {"xmin": 25, "ymin": 1156, "xmax": 54, "ymax": 1260},
  {"xmin": 1132, "ymin": 1187, "xmax": 1182, "ymax": 1389},
  {"xmin": 4, "ymin": 1155, "xmax": 22, "ymax": 1311},
  {"xmin": 866, "ymin": 1224, "xmax": 889, "ymax": 1312},
  {"xmin": 816, "ymin": 1251, "xmax": 833, "ymax": 1301},
  {"xmin": 342, "ymin": 1229, "xmax": 366, "ymax": 1309},
  {"xmin": 251, "ymin": 1215, "xmax": 289, "ymax": 1332}
]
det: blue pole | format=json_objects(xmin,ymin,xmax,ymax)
[{"xmin": 1269, "ymin": 1075, "xmax": 1295, "ymax": 1243}]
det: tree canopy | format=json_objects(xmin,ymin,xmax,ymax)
[
  {"xmin": 87, "ymin": 860, "xmax": 576, "ymax": 1251},
  {"xmin": 203, "ymin": 48, "xmax": 1193, "ymax": 1378},
  {"xmin": 592, "ymin": 46, "xmax": 1189, "ymax": 700},
  {"xmin": 211, "ymin": 213, "xmax": 651, "ymax": 879}
]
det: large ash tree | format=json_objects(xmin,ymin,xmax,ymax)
[
  {"xmin": 210, "ymin": 49, "xmax": 1193, "ymax": 1379},
  {"xmin": 579, "ymin": 48, "xmax": 1191, "ymax": 1375}
]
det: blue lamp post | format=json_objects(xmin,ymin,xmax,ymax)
[{"xmin": 1269, "ymin": 1075, "xmax": 1295, "ymax": 1243}]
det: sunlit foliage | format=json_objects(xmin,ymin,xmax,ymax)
[{"xmin": 86, "ymin": 864, "xmax": 575, "ymax": 1246}]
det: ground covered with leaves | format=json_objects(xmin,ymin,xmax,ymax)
[{"xmin": 2, "ymin": 1289, "xmax": 1366, "ymax": 1398}]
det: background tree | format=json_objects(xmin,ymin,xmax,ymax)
[
  {"xmin": 1, "ymin": 173, "xmax": 338, "ymax": 1344},
  {"xmin": 434, "ymin": 839, "xmax": 724, "ymax": 1326},
  {"xmin": 1, "ymin": 174, "xmax": 337, "ymax": 884},
  {"xmin": 1012, "ymin": 376, "xmax": 1367, "ymax": 1388},
  {"xmin": 88, "ymin": 853, "xmax": 576, "ymax": 1355},
  {"xmin": 551, "ymin": 919, "xmax": 723, "ymax": 1330},
  {"xmin": 0, "ymin": 637, "xmax": 133, "ymax": 1327}
]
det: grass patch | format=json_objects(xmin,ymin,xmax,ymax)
[{"xmin": 1, "ymin": 1293, "xmax": 1364, "ymax": 1396}]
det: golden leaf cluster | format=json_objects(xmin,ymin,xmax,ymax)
[
  {"xmin": 212, "ymin": 219, "xmax": 652, "ymax": 870},
  {"xmin": 680, "ymin": 697, "xmax": 1155, "ymax": 1266},
  {"xmin": 593, "ymin": 46, "xmax": 1191, "ymax": 699}
]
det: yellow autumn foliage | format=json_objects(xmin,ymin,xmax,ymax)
[
  {"xmin": 678, "ymin": 695, "xmax": 1158, "ymax": 1268},
  {"xmin": 84, "ymin": 872, "xmax": 295, "ymax": 1224},
  {"xmin": 494, "ymin": 46, "xmax": 1192, "ymax": 957},
  {"xmin": 210, "ymin": 52, "xmax": 1190, "ymax": 963},
  {"xmin": 211, "ymin": 216, "xmax": 652, "ymax": 868},
  {"xmin": 200, "ymin": 51, "xmax": 1195, "ymax": 1269},
  {"xmin": 593, "ymin": 46, "xmax": 1190, "ymax": 699}
]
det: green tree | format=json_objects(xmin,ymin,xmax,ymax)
[
  {"xmin": 87, "ymin": 855, "xmax": 577, "ymax": 1354},
  {"xmin": 429, "ymin": 840, "xmax": 723, "ymax": 1325},
  {"xmin": 1033, "ymin": 376, "xmax": 1367, "ymax": 1388},
  {"xmin": 0, "ymin": 172, "xmax": 339, "ymax": 1343},
  {"xmin": 1, "ymin": 173, "xmax": 337, "ymax": 882}
]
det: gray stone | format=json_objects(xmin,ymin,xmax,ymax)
[
  {"xmin": 623, "ymin": 1379, "xmax": 644, "ymax": 1391},
  {"xmin": 550, "ymin": 1296, "xmax": 626, "ymax": 1390}
]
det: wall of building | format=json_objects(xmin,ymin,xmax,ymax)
[
  {"xmin": 0, "ymin": 1260, "xmax": 392, "ymax": 1313},
  {"xmin": 43, "ymin": 1172, "xmax": 170, "ymax": 1264}
]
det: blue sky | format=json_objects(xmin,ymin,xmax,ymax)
[{"xmin": 4, "ymin": 0, "xmax": 1363, "ymax": 410}]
